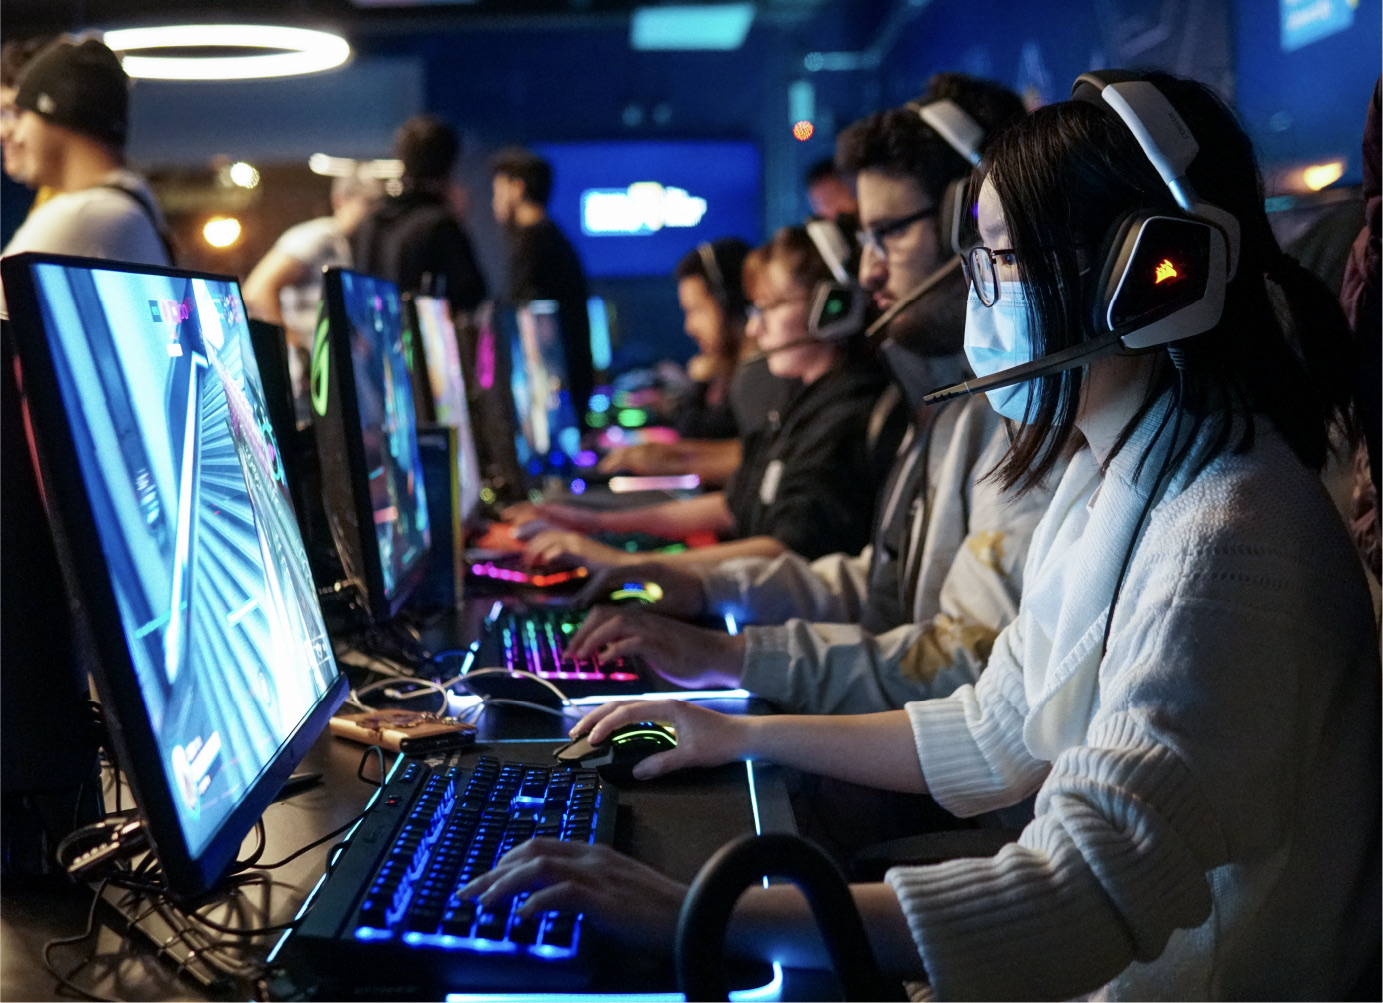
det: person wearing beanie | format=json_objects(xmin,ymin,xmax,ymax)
[{"xmin": 0, "ymin": 36, "xmax": 170, "ymax": 318}]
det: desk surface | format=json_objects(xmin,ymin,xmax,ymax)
[{"xmin": 2, "ymin": 724, "xmax": 798, "ymax": 1001}]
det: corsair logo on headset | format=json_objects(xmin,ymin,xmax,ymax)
[{"xmin": 924, "ymin": 71, "xmax": 1245, "ymax": 408}]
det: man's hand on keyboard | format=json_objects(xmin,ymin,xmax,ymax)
[
  {"xmin": 566, "ymin": 608, "xmax": 744, "ymax": 689},
  {"xmin": 461, "ymin": 839, "xmax": 686, "ymax": 953},
  {"xmin": 524, "ymin": 530, "xmax": 634, "ymax": 571},
  {"xmin": 573, "ymin": 699, "xmax": 751, "ymax": 780},
  {"xmin": 574, "ymin": 562, "xmax": 706, "ymax": 619}
]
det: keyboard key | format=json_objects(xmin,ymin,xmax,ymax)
[
  {"xmin": 543, "ymin": 913, "xmax": 576, "ymax": 948},
  {"xmin": 475, "ymin": 908, "xmax": 508, "ymax": 941}
]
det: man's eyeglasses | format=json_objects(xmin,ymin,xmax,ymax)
[
  {"xmin": 856, "ymin": 205, "xmax": 938, "ymax": 259},
  {"xmin": 960, "ymin": 245, "xmax": 1019, "ymax": 306}
]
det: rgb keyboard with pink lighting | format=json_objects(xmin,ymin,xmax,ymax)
[{"xmin": 492, "ymin": 607, "xmax": 645, "ymax": 687}]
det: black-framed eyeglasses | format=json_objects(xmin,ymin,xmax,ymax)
[
  {"xmin": 960, "ymin": 245, "xmax": 1019, "ymax": 306},
  {"xmin": 856, "ymin": 205, "xmax": 939, "ymax": 259}
]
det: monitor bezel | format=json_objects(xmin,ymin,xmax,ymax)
[
  {"xmin": 407, "ymin": 294, "xmax": 483, "ymax": 525},
  {"xmin": 1, "ymin": 251, "xmax": 348, "ymax": 899},
  {"xmin": 320, "ymin": 267, "xmax": 431, "ymax": 621}
]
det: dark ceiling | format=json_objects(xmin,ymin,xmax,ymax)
[{"xmin": 2, "ymin": 0, "xmax": 831, "ymax": 39}]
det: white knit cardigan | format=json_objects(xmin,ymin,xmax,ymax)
[{"xmin": 887, "ymin": 414, "xmax": 1380, "ymax": 1000}]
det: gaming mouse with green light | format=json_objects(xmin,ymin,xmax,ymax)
[
  {"xmin": 606, "ymin": 581, "xmax": 664, "ymax": 606},
  {"xmin": 554, "ymin": 721, "xmax": 677, "ymax": 783}
]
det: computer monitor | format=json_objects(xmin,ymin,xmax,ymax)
[
  {"xmin": 505, "ymin": 300, "xmax": 584, "ymax": 479},
  {"xmin": 408, "ymin": 294, "xmax": 483, "ymax": 523},
  {"xmin": 315, "ymin": 268, "xmax": 431, "ymax": 620},
  {"xmin": 1, "ymin": 252, "xmax": 347, "ymax": 897}
]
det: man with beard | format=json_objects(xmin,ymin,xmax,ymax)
[{"xmin": 568, "ymin": 75, "xmax": 1063, "ymax": 718}]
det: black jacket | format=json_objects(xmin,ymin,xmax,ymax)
[
  {"xmin": 352, "ymin": 188, "xmax": 488, "ymax": 312},
  {"xmin": 724, "ymin": 353, "xmax": 902, "ymax": 560},
  {"xmin": 506, "ymin": 217, "xmax": 593, "ymax": 414}
]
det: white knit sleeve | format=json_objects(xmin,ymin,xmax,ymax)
[
  {"xmin": 887, "ymin": 711, "xmax": 1228, "ymax": 1000},
  {"xmin": 905, "ymin": 619, "xmax": 1048, "ymax": 816}
]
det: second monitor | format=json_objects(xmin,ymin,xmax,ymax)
[{"xmin": 314, "ymin": 268, "xmax": 431, "ymax": 622}]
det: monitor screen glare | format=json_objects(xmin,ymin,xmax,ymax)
[
  {"xmin": 413, "ymin": 296, "xmax": 482, "ymax": 519},
  {"xmin": 338, "ymin": 272, "xmax": 430, "ymax": 600},
  {"xmin": 508, "ymin": 300, "xmax": 583, "ymax": 474},
  {"xmin": 28, "ymin": 261, "xmax": 339, "ymax": 859}
]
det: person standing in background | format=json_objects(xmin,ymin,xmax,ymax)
[
  {"xmin": 0, "ymin": 37, "xmax": 170, "ymax": 316},
  {"xmin": 805, "ymin": 156, "xmax": 859, "ymax": 222},
  {"xmin": 352, "ymin": 114, "xmax": 488, "ymax": 314},
  {"xmin": 490, "ymin": 146, "xmax": 593, "ymax": 419},
  {"xmin": 243, "ymin": 170, "xmax": 383, "ymax": 419},
  {"xmin": 1, "ymin": 36, "xmax": 57, "ymax": 204}
]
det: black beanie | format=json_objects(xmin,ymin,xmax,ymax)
[{"xmin": 15, "ymin": 39, "xmax": 129, "ymax": 149}]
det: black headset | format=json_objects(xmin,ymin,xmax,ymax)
[
  {"xmin": 696, "ymin": 241, "xmax": 730, "ymax": 312},
  {"xmin": 804, "ymin": 217, "xmax": 868, "ymax": 341},
  {"xmin": 923, "ymin": 71, "xmax": 1243, "ymax": 407}
]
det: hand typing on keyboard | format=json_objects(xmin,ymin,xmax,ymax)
[
  {"xmin": 524, "ymin": 529, "xmax": 636, "ymax": 572},
  {"xmin": 566, "ymin": 607, "xmax": 745, "ymax": 690},
  {"xmin": 460, "ymin": 838, "xmax": 687, "ymax": 955}
]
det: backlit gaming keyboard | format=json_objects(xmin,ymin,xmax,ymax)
[
  {"xmin": 496, "ymin": 606, "xmax": 642, "ymax": 684},
  {"xmin": 288, "ymin": 753, "xmax": 617, "ymax": 994}
]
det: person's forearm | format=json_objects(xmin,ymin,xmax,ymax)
[
  {"xmin": 727, "ymin": 883, "xmax": 925, "ymax": 977},
  {"xmin": 653, "ymin": 535, "xmax": 785, "ymax": 569},
  {"xmin": 241, "ymin": 285, "xmax": 284, "ymax": 325},
  {"xmin": 606, "ymin": 492, "xmax": 735, "ymax": 537},
  {"xmin": 741, "ymin": 712, "xmax": 926, "ymax": 793},
  {"xmin": 682, "ymin": 439, "xmax": 742, "ymax": 487}
]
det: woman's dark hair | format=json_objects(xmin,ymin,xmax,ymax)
[
  {"xmin": 979, "ymin": 73, "xmax": 1358, "ymax": 493},
  {"xmin": 675, "ymin": 238, "xmax": 751, "ymax": 366}
]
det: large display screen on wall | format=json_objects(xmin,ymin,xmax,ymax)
[{"xmin": 532, "ymin": 140, "xmax": 762, "ymax": 278}]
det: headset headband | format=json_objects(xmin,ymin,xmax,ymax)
[
  {"xmin": 1071, "ymin": 72, "xmax": 1240, "ymax": 277},
  {"xmin": 911, "ymin": 98, "xmax": 985, "ymax": 166},
  {"xmin": 804, "ymin": 219, "xmax": 853, "ymax": 286},
  {"xmin": 696, "ymin": 241, "xmax": 728, "ymax": 308}
]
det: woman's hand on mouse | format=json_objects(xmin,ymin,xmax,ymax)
[
  {"xmin": 524, "ymin": 531, "xmax": 634, "ymax": 571},
  {"xmin": 574, "ymin": 562, "xmax": 707, "ymax": 619},
  {"xmin": 459, "ymin": 839, "xmax": 686, "ymax": 952},
  {"xmin": 572, "ymin": 699, "xmax": 754, "ymax": 779},
  {"xmin": 566, "ymin": 608, "xmax": 744, "ymax": 689}
]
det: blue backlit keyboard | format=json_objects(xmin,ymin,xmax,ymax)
[{"xmin": 287, "ymin": 751, "xmax": 617, "ymax": 994}]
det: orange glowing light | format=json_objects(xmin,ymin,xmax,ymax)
[
  {"xmin": 1154, "ymin": 259, "xmax": 1178, "ymax": 284},
  {"xmin": 792, "ymin": 120, "xmax": 814, "ymax": 141}
]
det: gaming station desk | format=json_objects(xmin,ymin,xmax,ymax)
[{"xmin": 0, "ymin": 698, "xmax": 810, "ymax": 1001}]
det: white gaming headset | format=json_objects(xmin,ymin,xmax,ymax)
[{"xmin": 923, "ymin": 71, "xmax": 1243, "ymax": 407}]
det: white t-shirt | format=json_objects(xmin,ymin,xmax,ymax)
[
  {"xmin": 271, "ymin": 215, "xmax": 351, "ymax": 338},
  {"xmin": 0, "ymin": 168, "xmax": 170, "ymax": 318}
]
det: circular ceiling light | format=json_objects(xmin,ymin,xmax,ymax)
[{"xmin": 103, "ymin": 25, "xmax": 350, "ymax": 81}]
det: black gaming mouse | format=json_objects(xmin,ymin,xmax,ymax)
[{"xmin": 554, "ymin": 721, "xmax": 677, "ymax": 784}]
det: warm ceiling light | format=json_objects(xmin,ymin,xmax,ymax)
[
  {"xmin": 308, "ymin": 153, "xmax": 403, "ymax": 179},
  {"xmin": 1301, "ymin": 160, "xmax": 1346, "ymax": 191},
  {"xmin": 792, "ymin": 120, "xmax": 815, "ymax": 141},
  {"xmin": 203, "ymin": 217, "xmax": 242, "ymax": 248},
  {"xmin": 103, "ymin": 25, "xmax": 350, "ymax": 81},
  {"xmin": 228, "ymin": 161, "xmax": 259, "ymax": 188}
]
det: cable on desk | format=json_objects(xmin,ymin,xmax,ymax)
[
  {"xmin": 357, "ymin": 744, "xmax": 389, "ymax": 789},
  {"xmin": 42, "ymin": 878, "xmax": 122, "ymax": 1003}
]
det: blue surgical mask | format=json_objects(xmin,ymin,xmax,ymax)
[{"xmin": 964, "ymin": 283, "xmax": 1036, "ymax": 422}]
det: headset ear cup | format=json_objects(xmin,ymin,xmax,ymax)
[
  {"xmin": 1091, "ymin": 213, "xmax": 1144, "ymax": 336},
  {"xmin": 940, "ymin": 178, "xmax": 968, "ymax": 257}
]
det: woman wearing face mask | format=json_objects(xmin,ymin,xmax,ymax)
[
  {"xmin": 460, "ymin": 74, "xmax": 1377, "ymax": 1000},
  {"xmin": 520, "ymin": 225, "xmax": 897, "ymax": 568}
]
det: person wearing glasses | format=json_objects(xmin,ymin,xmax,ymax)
[
  {"xmin": 462, "ymin": 73, "xmax": 1377, "ymax": 1000},
  {"xmin": 520, "ymin": 223, "xmax": 899, "ymax": 565},
  {"xmin": 550, "ymin": 78, "xmax": 1056, "ymax": 752}
]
